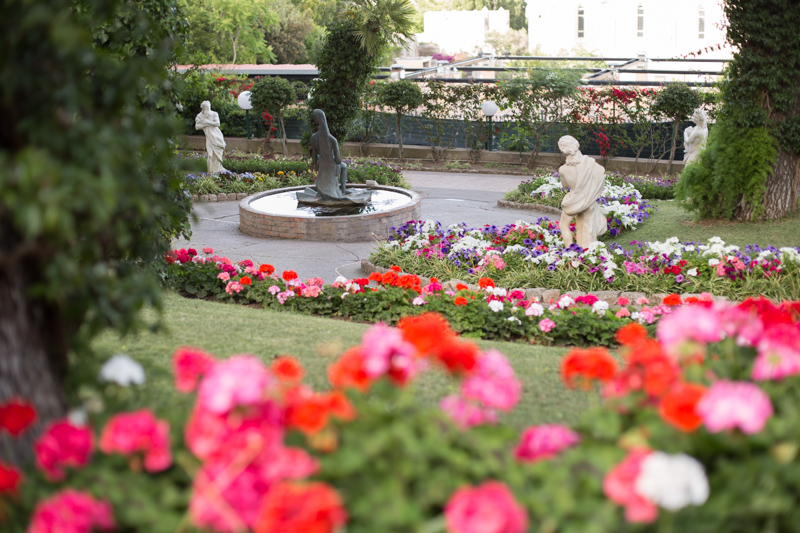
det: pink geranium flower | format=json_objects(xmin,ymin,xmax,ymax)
[
  {"xmin": 445, "ymin": 481, "xmax": 528, "ymax": 533},
  {"xmin": 360, "ymin": 323, "xmax": 417, "ymax": 382},
  {"xmin": 696, "ymin": 381, "xmax": 773, "ymax": 434},
  {"xmin": 440, "ymin": 395, "xmax": 497, "ymax": 429},
  {"xmin": 461, "ymin": 350, "xmax": 521, "ymax": 411},
  {"xmin": 656, "ymin": 305, "xmax": 722, "ymax": 358},
  {"xmin": 173, "ymin": 347, "xmax": 216, "ymax": 393},
  {"xmin": 302, "ymin": 285, "xmax": 321, "ymax": 298},
  {"xmin": 199, "ymin": 355, "xmax": 273, "ymax": 414},
  {"xmin": 751, "ymin": 323, "xmax": 800, "ymax": 381},
  {"xmin": 539, "ymin": 318, "xmax": 556, "ymax": 332},
  {"xmin": 99, "ymin": 410, "xmax": 172, "ymax": 472},
  {"xmin": 185, "ymin": 402, "xmax": 284, "ymax": 461},
  {"xmin": 28, "ymin": 489, "xmax": 115, "ymax": 533},
  {"xmin": 603, "ymin": 449, "xmax": 657, "ymax": 523},
  {"xmin": 202, "ymin": 247, "xmax": 214, "ymax": 254},
  {"xmin": 514, "ymin": 425, "xmax": 580, "ymax": 463},
  {"xmin": 34, "ymin": 420, "xmax": 93, "ymax": 481}
]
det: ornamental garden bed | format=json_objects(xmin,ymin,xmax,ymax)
[{"xmin": 369, "ymin": 220, "xmax": 800, "ymax": 302}]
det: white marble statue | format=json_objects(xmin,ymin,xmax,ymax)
[
  {"xmin": 683, "ymin": 108, "xmax": 708, "ymax": 165},
  {"xmin": 558, "ymin": 135, "xmax": 608, "ymax": 249},
  {"xmin": 195, "ymin": 100, "xmax": 227, "ymax": 173}
]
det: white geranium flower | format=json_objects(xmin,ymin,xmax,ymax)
[
  {"xmin": 525, "ymin": 303, "xmax": 544, "ymax": 317},
  {"xmin": 592, "ymin": 301, "xmax": 609, "ymax": 315},
  {"xmin": 412, "ymin": 296, "xmax": 426, "ymax": 306},
  {"xmin": 334, "ymin": 275, "xmax": 348, "ymax": 284},
  {"xmin": 488, "ymin": 300, "xmax": 504, "ymax": 313},
  {"xmin": 558, "ymin": 295, "xmax": 574, "ymax": 309},
  {"xmin": 635, "ymin": 452, "xmax": 709, "ymax": 511},
  {"xmin": 507, "ymin": 316, "xmax": 521, "ymax": 324},
  {"xmin": 99, "ymin": 354, "xmax": 145, "ymax": 386}
]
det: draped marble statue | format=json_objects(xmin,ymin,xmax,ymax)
[
  {"xmin": 558, "ymin": 135, "xmax": 608, "ymax": 249},
  {"xmin": 683, "ymin": 108, "xmax": 708, "ymax": 165},
  {"xmin": 195, "ymin": 101, "xmax": 226, "ymax": 173},
  {"xmin": 296, "ymin": 109, "xmax": 371, "ymax": 207}
]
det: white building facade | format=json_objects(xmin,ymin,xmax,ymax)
[
  {"xmin": 417, "ymin": 7, "xmax": 511, "ymax": 55},
  {"xmin": 526, "ymin": 0, "xmax": 730, "ymax": 59}
]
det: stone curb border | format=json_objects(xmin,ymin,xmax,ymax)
[
  {"xmin": 191, "ymin": 193, "xmax": 249, "ymax": 203},
  {"xmin": 359, "ymin": 258, "xmax": 729, "ymax": 308},
  {"xmin": 496, "ymin": 200, "xmax": 562, "ymax": 216}
]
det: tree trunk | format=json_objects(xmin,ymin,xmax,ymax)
[
  {"xmin": 279, "ymin": 112, "xmax": 287, "ymax": 156},
  {"xmin": 0, "ymin": 232, "xmax": 67, "ymax": 465},
  {"xmin": 396, "ymin": 113, "xmax": 404, "ymax": 163},
  {"xmin": 667, "ymin": 120, "xmax": 679, "ymax": 175},
  {"xmin": 735, "ymin": 149, "xmax": 800, "ymax": 220}
]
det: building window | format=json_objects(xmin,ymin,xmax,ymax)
[
  {"xmin": 577, "ymin": 6, "xmax": 585, "ymax": 38},
  {"xmin": 698, "ymin": 6, "xmax": 705, "ymax": 38},
  {"xmin": 637, "ymin": 5, "xmax": 644, "ymax": 37}
]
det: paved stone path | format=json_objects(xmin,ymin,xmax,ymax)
[{"xmin": 173, "ymin": 171, "xmax": 549, "ymax": 282}]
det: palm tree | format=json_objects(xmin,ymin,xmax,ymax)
[{"xmin": 348, "ymin": 0, "xmax": 418, "ymax": 56}]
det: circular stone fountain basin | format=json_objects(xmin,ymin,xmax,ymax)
[{"xmin": 239, "ymin": 185, "xmax": 422, "ymax": 242}]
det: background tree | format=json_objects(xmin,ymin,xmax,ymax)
[
  {"xmin": 179, "ymin": 0, "xmax": 277, "ymax": 64},
  {"xmin": 678, "ymin": 0, "xmax": 800, "ymax": 220},
  {"xmin": 309, "ymin": 1, "xmax": 417, "ymax": 143},
  {"xmin": 250, "ymin": 76, "xmax": 297, "ymax": 154},
  {"xmin": 651, "ymin": 84, "xmax": 701, "ymax": 175},
  {"xmin": 0, "ymin": 0, "xmax": 191, "ymax": 461},
  {"xmin": 376, "ymin": 80, "xmax": 424, "ymax": 162},
  {"xmin": 264, "ymin": 0, "xmax": 315, "ymax": 64}
]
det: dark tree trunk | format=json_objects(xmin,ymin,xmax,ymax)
[
  {"xmin": 736, "ymin": 149, "xmax": 800, "ymax": 220},
  {"xmin": 0, "ymin": 221, "xmax": 67, "ymax": 465},
  {"xmin": 396, "ymin": 113, "xmax": 404, "ymax": 163}
]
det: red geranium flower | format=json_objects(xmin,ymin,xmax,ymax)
[
  {"xmin": 240, "ymin": 276, "xmax": 252, "ymax": 286},
  {"xmin": 0, "ymin": 399, "xmax": 37, "ymax": 437},
  {"xmin": 659, "ymin": 382, "xmax": 706, "ymax": 432},
  {"xmin": 282, "ymin": 270, "xmax": 298, "ymax": 281},
  {"xmin": 390, "ymin": 265, "xmax": 402, "ymax": 272},
  {"xmin": 616, "ymin": 323, "xmax": 648, "ymax": 346},
  {"xmin": 271, "ymin": 356, "xmax": 305, "ymax": 383},
  {"xmin": 255, "ymin": 482, "xmax": 347, "ymax": 533},
  {"xmin": 259, "ymin": 263, "xmax": 275, "ymax": 275},
  {"xmin": 561, "ymin": 347, "xmax": 618, "ymax": 389},
  {"xmin": 662, "ymin": 294, "xmax": 682, "ymax": 306},
  {"xmin": 454, "ymin": 296, "xmax": 468, "ymax": 306},
  {"xmin": 478, "ymin": 277, "xmax": 495, "ymax": 289},
  {"xmin": 397, "ymin": 312, "xmax": 455, "ymax": 355},
  {"xmin": 0, "ymin": 461, "xmax": 22, "ymax": 494}
]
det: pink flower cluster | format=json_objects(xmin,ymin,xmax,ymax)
[
  {"xmin": 603, "ymin": 449, "xmax": 657, "ymax": 523},
  {"xmin": 696, "ymin": 381, "xmax": 773, "ymax": 434},
  {"xmin": 174, "ymin": 348, "xmax": 319, "ymax": 532},
  {"xmin": 445, "ymin": 481, "xmax": 528, "ymax": 533},
  {"xmin": 34, "ymin": 421, "xmax": 93, "ymax": 481},
  {"xmin": 360, "ymin": 323, "xmax": 419, "ymax": 384},
  {"xmin": 28, "ymin": 490, "xmax": 115, "ymax": 533},
  {"xmin": 441, "ymin": 349, "xmax": 521, "ymax": 429},
  {"xmin": 514, "ymin": 425, "xmax": 580, "ymax": 463},
  {"xmin": 100, "ymin": 410, "xmax": 172, "ymax": 473}
]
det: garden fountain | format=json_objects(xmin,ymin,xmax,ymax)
[{"xmin": 239, "ymin": 110, "xmax": 421, "ymax": 242}]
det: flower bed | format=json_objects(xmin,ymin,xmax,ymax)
[
  {"xmin": 5, "ymin": 296, "xmax": 800, "ymax": 532},
  {"xmin": 371, "ymin": 222, "xmax": 800, "ymax": 302},
  {"xmin": 503, "ymin": 172, "xmax": 655, "ymax": 239},
  {"xmin": 183, "ymin": 158, "xmax": 408, "ymax": 197},
  {"xmin": 158, "ymin": 248, "xmax": 736, "ymax": 347}
]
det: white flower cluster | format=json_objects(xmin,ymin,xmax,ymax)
[{"xmin": 636, "ymin": 452, "xmax": 709, "ymax": 511}]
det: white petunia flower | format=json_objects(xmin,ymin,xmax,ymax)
[
  {"xmin": 687, "ymin": 268, "xmax": 698, "ymax": 277},
  {"xmin": 488, "ymin": 300, "xmax": 504, "ymax": 313},
  {"xmin": 99, "ymin": 354, "xmax": 146, "ymax": 386},
  {"xmin": 708, "ymin": 259, "xmax": 720, "ymax": 267},
  {"xmin": 635, "ymin": 452, "xmax": 709, "ymax": 511}
]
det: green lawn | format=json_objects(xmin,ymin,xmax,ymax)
[
  {"xmin": 88, "ymin": 292, "xmax": 590, "ymax": 430},
  {"xmin": 606, "ymin": 199, "xmax": 800, "ymax": 248}
]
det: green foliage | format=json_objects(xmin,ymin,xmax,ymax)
[
  {"xmin": 376, "ymin": 80, "xmax": 424, "ymax": 162},
  {"xmin": 651, "ymin": 83, "xmax": 701, "ymax": 173},
  {"xmin": 418, "ymin": 80, "xmax": 460, "ymax": 161},
  {"xmin": 264, "ymin": 0, "xmax": 315, "ymax": 64},
  {"xmin": 250, "ymin": 76, "xmax": 297, "ymax": 154},
  {"xmin": 677, "ymin": 121, "xmax": 778, "ymax": 220},
  {"xmin": 348, "ymin": 0, "xmax": 418, "ymax": 56},
  {"xmin": 309, "ymin": 17, "xmax": 383, "ymax": 143},
  {"xmin": 499, "ymin": 69, "xmax": 584, "ymax": 167},
  {"xmin": 0, "ymin": 0, "xmax": 191, "ymax": 387},
  {"xmin": 178, "ymin": 0, "xmax": 277, "ymax": 64}
]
